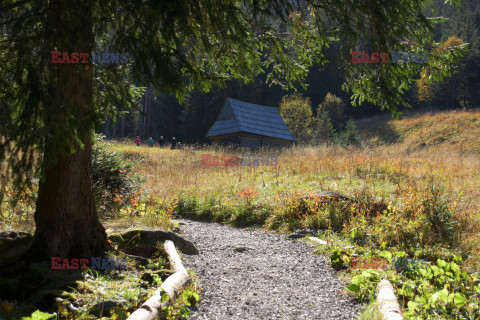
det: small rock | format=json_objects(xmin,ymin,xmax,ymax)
[
  {"xmin": 0, "ymin": 231, "xmax": 33, "ymax": 267},
  {"xmin": 287, "ymin": 229, "xmax": 317, "ymax": 240},
  {"xmin": 234, "ymin": 246, "xmax": 253, "ymax": 253},
  {"xmin": 22, "ymin": 266, "xmax": 46, "ymax": 287}
]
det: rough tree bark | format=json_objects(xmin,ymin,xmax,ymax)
[
  {"xmin": 29, "ymin": 0, "xmax": 106, "ymax": 260},
  {"xmin": 32, "ymin": 135, "xmax": 106, "ymax": 259}
]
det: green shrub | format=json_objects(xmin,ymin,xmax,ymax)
[
  {"xmin": 346, "ymin": 269, "xmax": 380, "ymax": 302},
  {"xmin": 176, "ymin": 196, "xmax": 234, "ymax": 222},
  {"xmin": 279, "ymin": 94, "xmax": 314, "ymax": 143},
  {"xmin": 265, "ymin": 199, "xmax": 306, "ymax": 231},
  {"xmin": 330, "ymin": 248, "xmax": 351, "ymax": 270},
  {"xmin": 304, "ymin": 213, "xmax": 330, "ymax": 230},
  {"xmin": 176, "ymin": 197, "xmax": 199, "ymax": 218},
  {"xmin": 398, "ymin": 257, "xmax": 479, "ymax": 319},
  {"xmin": 92, "ymin": 134, "xmax": 143, "ymax": 216},
  {"xmin": 423, "ymin": 185, "xmax": 459, "ymax": 244},
  {"xmin": 230, "ymin": 205, "xmax": 271, "ymax": 227},
  {"xmin": 317, "ymin": 92, "xmax": 346, "ymax": 128},
  {"xmin": 345, "ymin": 253, "xmax": 480, "ymax": 319},
  {"xmin": 311, "ymin": 110, "xmax": 335, "ymax": 145},
  {"xmin": 337, "ymin": 118, "xmax": 361, "ymax": 146}
]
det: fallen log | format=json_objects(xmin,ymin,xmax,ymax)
[
  {"xmin": 308, "ymin": 236, "xmax": 328, "ymax": 246},
  {"xmin": 127, "ymin": 240, "xmax": 191, "ymax": 320},
  {"xmin": 377, "ymin": 279, "xmax": 403, "ymax": 320}
]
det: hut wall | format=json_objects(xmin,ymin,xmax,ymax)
[
  {"xmin": 261, "ymin": 136, "xmax": 294, "ymax": 148},
  {"xmin": 240, "ymin": 132, "xmax": 293, "ymax": 148},
  {"xmin": 210, "ymin": 133, "xmax": 241, "ymax": 145},
  {"xmin": 211, "ymin": 132, "xmax": 294, "ymax": 148},
  {"xmin": 239, "ymin": 132, "xmax": 262, "ymax": 148}
]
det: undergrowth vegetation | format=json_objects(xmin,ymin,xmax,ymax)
[
  {"xmin": 0, "ymin": 241, "xmax": 198, "ymax": 320},
  {"xmin": 108, "ymin": 125, "xmax": 478, "ymax": 319}
]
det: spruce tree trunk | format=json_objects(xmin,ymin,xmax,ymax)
[
  {"xmin": 32, "ymin": 135, "xmax": 106, "ymax": 259},
  {"xmin": 30, "ymin": 0, "xmax": 106, "ymax": 260}
]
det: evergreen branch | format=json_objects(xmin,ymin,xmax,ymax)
[
  {"xmin": 0, "ymin": 35, "xmax": 38, "ymax": 43},
  {"xmin": 0, "ymin": 0, "xmax": 35, "ymax": 12},
  {"xmin": 306, "ymin": 1, "xmax": 359, "ymax": 24}
]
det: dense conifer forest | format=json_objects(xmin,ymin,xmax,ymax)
[{"xmin": 102, "ymin": 0, "xmax": 480, "ymax": 143}]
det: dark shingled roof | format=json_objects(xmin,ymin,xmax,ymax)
[{"xmin": 206, "ymin": 98, "xmax": 297, "ymax": 141}]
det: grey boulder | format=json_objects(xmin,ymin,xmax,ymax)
[{"xmin": 0, "ymin": 231, "xmax": 33, "ymax": 267}]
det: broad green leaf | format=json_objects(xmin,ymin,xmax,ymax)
[
  {"xmin": 407, "ymin": 301, "xmax": 418, "ymax": 311},
  {"xmin": 453, "ymin": 292, "xmax": 467, "ymax": 308},
  {"xmin": 449, "ymin": 262, "xmax": 460, "ymax": 276},
  {"xmin": 20, "ymin": 310, "xmax": 55, "ymax": 320},
  {"xmin": 431, "ymin": 288, "xmax": 449, "ymax": 303},
  {"xmin": 379, "ymin": 250, "xmax": 392, "ymax": 260},
  {"xmin": 346, "ymin": 284, "xmax": 360, "ymax": 293},
  {"xmin": 437, "ymin": 259, "xmax": 447, "ymax": 269}
]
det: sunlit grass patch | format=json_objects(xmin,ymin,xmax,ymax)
[
  {"xmin": 0, "ymin": 183, "xmax": 37, "ymax": 231},
  {"xmin": 356, "ymin": 302, "xmax": 382, "ymax": 320}
]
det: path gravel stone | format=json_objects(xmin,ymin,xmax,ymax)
[{"xmin": 177, "ymin": 220, "xmax": 363, "ymax": 320}]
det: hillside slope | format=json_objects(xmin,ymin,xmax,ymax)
[{"xmin": 357, "ymin": 110, "xmax": 480, "ymax": 155}]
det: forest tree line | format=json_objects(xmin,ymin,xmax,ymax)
[{"xmin": 102, "ymin": 0, "xmax": 480, "ymax": 144}]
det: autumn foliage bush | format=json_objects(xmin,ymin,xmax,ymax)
[{"xmin": 91, "ymin": 134, "xmax": 143, "ymax": 217}]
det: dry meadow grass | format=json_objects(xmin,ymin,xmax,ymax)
[{"xmin": 115, "ymin": 142, "xmax": 480, "ymax": 217}]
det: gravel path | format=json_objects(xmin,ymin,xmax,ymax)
[{"xmin": 177, "ymin": 220, "xmax": 362, "ymax": 320}]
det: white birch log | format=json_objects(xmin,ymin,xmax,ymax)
[
  {"xmin": 377, "ymin": 279, "xmax": 403, "ymax": 320},
  {"xmin": 127, "ymin": 240, "xmax": 191, "ymax": 320},
  {"xmin": 308, "ymin": 236, "xmax": 328, "ymax": 246}
]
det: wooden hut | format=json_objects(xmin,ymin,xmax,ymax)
[{"xmin": 206, "ymin": 98, "xmax": 297, "ymax": 148}]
